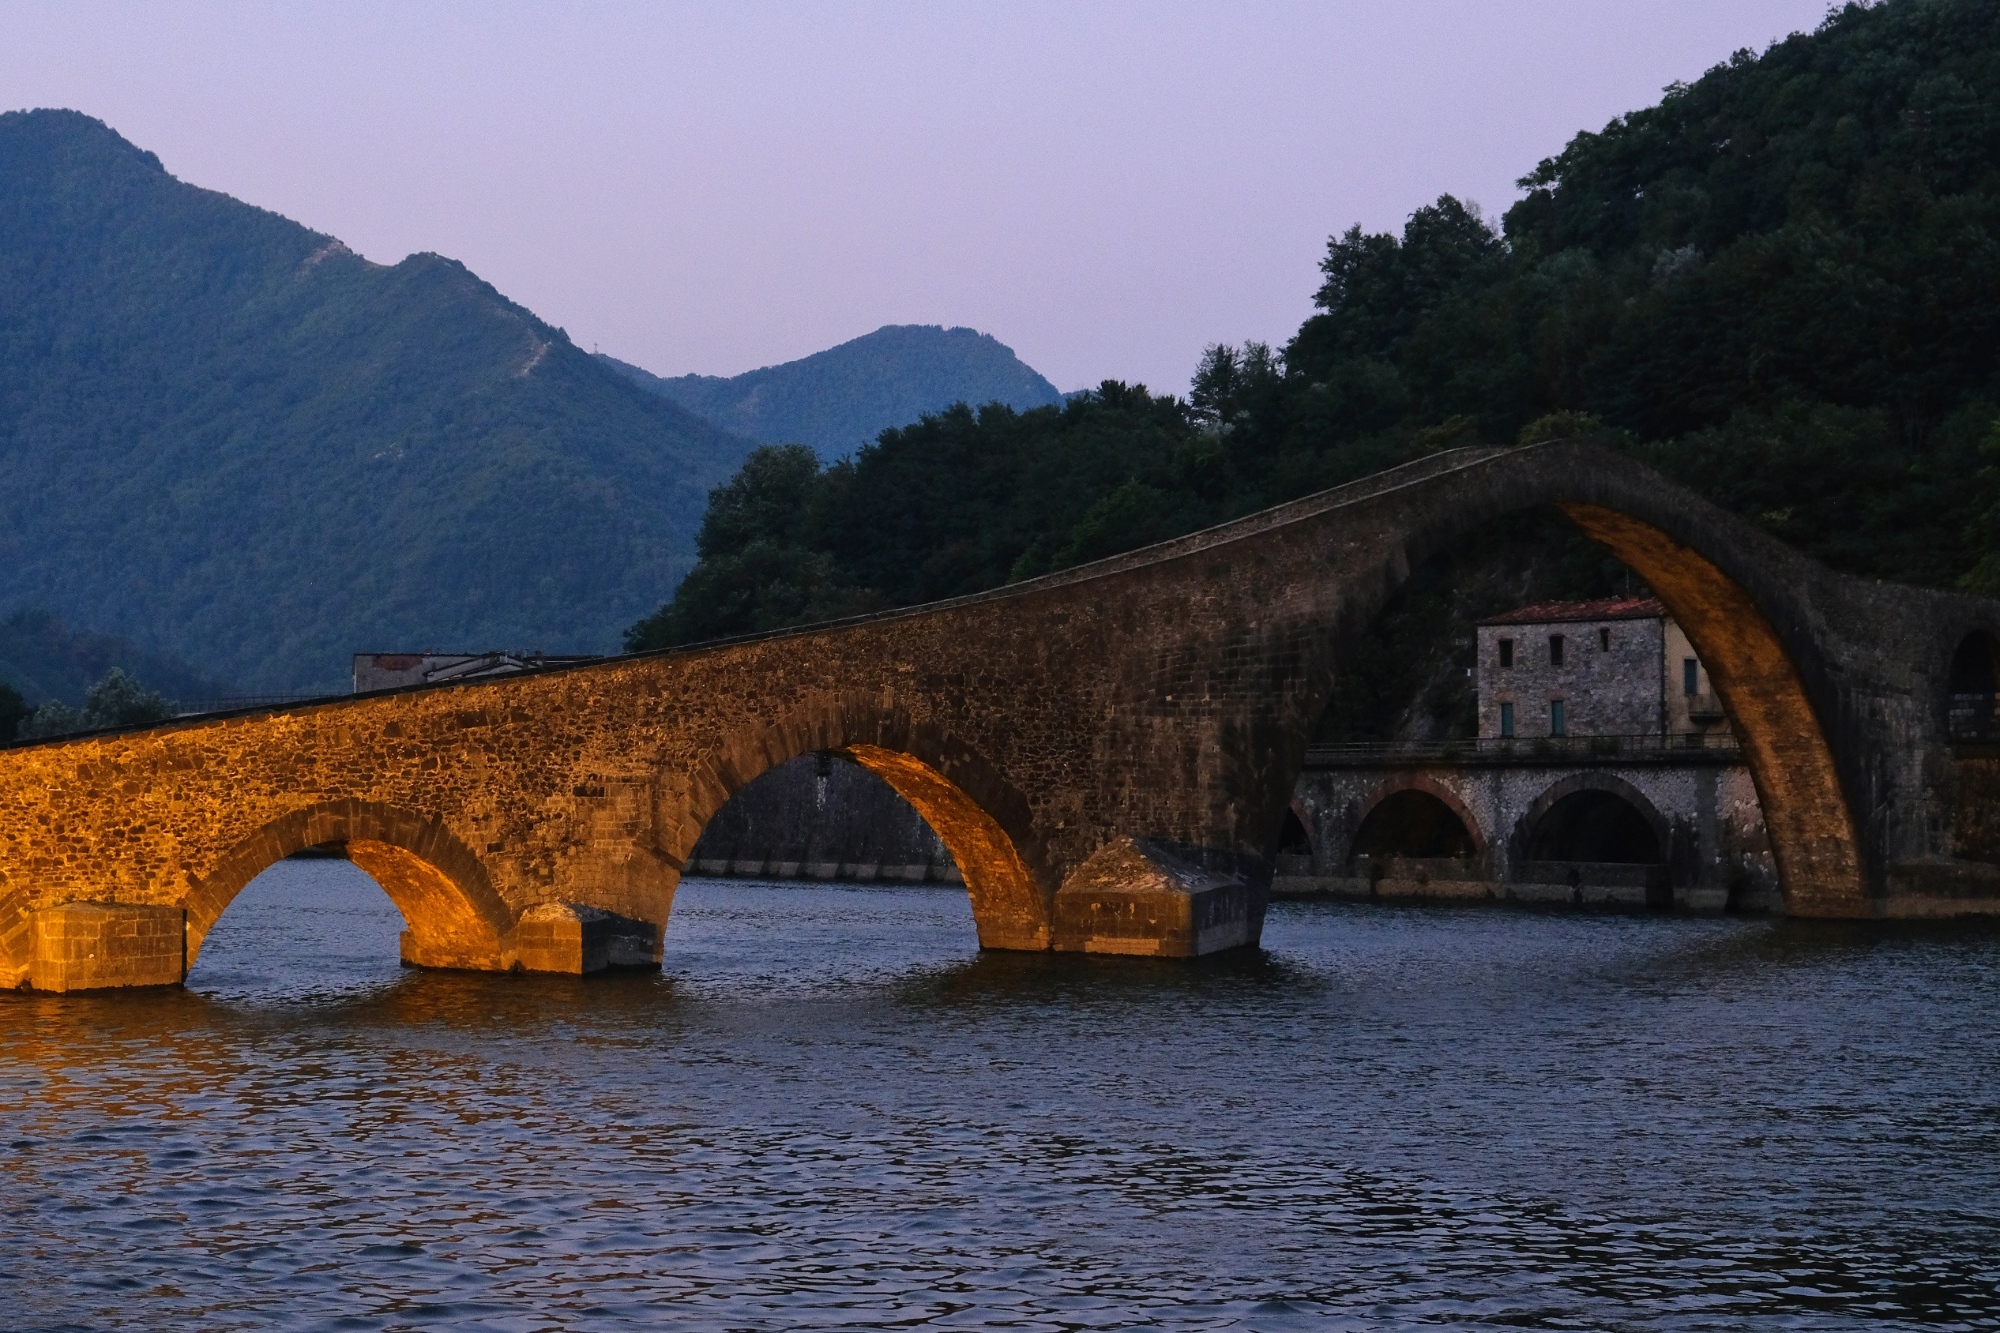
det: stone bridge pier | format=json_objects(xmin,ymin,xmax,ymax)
[{"xmin": 4, "ymin": 442, "xmax": 1998, "ymax": 991}]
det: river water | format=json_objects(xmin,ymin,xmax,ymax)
[{"xmin": 3, "ymin": 860, "xmax": 1998, "ymax": 1331}]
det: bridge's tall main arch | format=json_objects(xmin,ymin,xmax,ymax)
[
  {"xmin": 1556, "ymin": 504, "xmax": 1859, "ymax": 909},
  {"xmin": 1194, "ymin": 444, "xmax": 1869, "ymax": 918}
]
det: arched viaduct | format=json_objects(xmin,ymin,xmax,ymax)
[
  {"xmin": 1289, "ymin": 757, "xmax": 1779, "ymax": 911},
  {"xmin": 5, "ymin": 441, "xmax": 1997, "ymax": 990}
]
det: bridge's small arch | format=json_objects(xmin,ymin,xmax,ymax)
[
  {"xmin": 667, "ymin": 699, "xmax": 1050, "ymax": 951},
  {"xmin": 1527, "ymin": 794, "xmax": 1660, "ymax": 864},
  {"xmin": 1948, "ymin": 630, "xmax": 2000, "ymax": 744},
  {"xmin": 1349, "ymin": 780, "xmax": 1482, "ymax": 864},
  {"xmin": 185, "ymin": 800, "xmax": 511, "ymax": 970},
  {"xmin": 1515, "ymin": 775, "xmax": 1668, "ymax": 866}
]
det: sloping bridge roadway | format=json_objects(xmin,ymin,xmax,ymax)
[{"xmin": 6, "ymin": 441, "xmax": 1999, "ymax": 990}]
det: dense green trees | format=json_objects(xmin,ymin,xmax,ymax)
[
  {"xmin": 624, "ymin": 445, "xmax": 884, "ymax": 648},
  {"xmin": 17, "ymin": 668, "xmax": 172, "ymax": 740},
  {"xmin": 631, "ymin": 0, "xmax": 2000, "ymax": 658},
  {"xmin": 624, "ymin": 387, "xmax": 1218, "ymax": 650},
  {"xmin": 0, "ymin": 609, "xmax": 227, "ymax": 713}
]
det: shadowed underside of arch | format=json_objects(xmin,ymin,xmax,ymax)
[
  {"xmin": 843, "ymin": 745, "xmax": 1048, "ymax": 949},
  {"xmin": 1557, "ymin": 503, "xmax": 1864, "ymax": 913},
  {"xmin": 1516, "ymin": 774, "xmax": 1670, "ymax": 866},
  {"xmin": 187, "ymin": 800, "xmax": 512, "ymax": 970},
  {"xmin": 1351, "ymin": 791, "xmax": 1477, "ymax": 861},
  {"xmin": 1350, "ymin": 776, "xmax": 1488, "ymax": 860},
  {"xmin": 663, "ymin": 698, "xmax": 1051, "ymax": 950}
]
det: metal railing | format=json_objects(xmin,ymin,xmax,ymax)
[{"xmin": 1304, "ymin": 731, "xmax": 1742, "ymax": 767}]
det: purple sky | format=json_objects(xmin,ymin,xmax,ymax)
[{"xmin": 7, "ymin": 1, "xmax": 1833, "ymax": 394}]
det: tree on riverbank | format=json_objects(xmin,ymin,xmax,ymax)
[{"xmin": 18, "ymin": 668, "xmax": 172, "ymax": 740}]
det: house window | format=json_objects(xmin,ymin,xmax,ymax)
[
  {"xmin": 1683, "ymin": 657, "xmax": 1699, "ymax": 695},
  {"xmin": 1499, "ymin": 702, "xmax": 1515, "ymax": 738},
  {"xmin": 1549, "ymin": 634, "xmax": 1565, "ymax": 667},
  {"xmin": 1599, "ymin": 627, "xmax": 1611, "ymax": 652},
  {"xmin": 1550, "ymin": 699, "xmax": 1567, "ymax": 737},
  {"xmin": 1498, "ymin": 638, "xmax": 1514, "ymax": 668}
]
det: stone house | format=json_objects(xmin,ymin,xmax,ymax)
[
  {"xmin": 1281, "ymin": 596, "xmax": 1781, "ymax": 912},
  {"xmin": 1475, "ymin": 596, "xmax": 1725, "ymax": 741}
]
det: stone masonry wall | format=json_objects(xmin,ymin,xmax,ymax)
[{"xmin": 1478, "ymin": 615, "xmax": 1666, "ymax": 739}]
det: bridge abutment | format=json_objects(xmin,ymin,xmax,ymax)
[
  {"xmin": 28, "ymin": 902, "xmax": 186, "ymax": 992},
  {"xmin": 1052, "ymin": 839, "xmax": 1269, "ymax": 957},
  {"xmin": 501, "ymin": 902, "xmax": 661, "ymax": 974}
]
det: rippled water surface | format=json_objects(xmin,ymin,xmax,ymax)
[{"xmin": 4, "ymin": 860, "xmax": 1999, "ymax": 1331}]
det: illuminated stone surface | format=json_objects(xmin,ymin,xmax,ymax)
[
  {"xmin": 1052, "ymin": 838, "xmax": 1267, "ymax": 956},
  {"xmin": 3, "ymin": 442, "xmax": 1996, "ymax": 990},
  {"xmin": 30, "ymin": 902, "xmax": 184, "ymax": 991}
]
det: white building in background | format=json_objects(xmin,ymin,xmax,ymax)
[{"xmin": 351, "ymin": 651, "xmax": 600, "ymax": 694}]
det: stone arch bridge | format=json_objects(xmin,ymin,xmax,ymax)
[{"xmin": 6, "ymin": 441, "xmax": 1997, "ymax": 990}]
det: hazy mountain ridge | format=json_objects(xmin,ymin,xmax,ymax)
[
  {"xmin": 601, "ymin": 324, "xmax": 1063, "ymax": 458},
  {"xmin": 0, "ymin": 109, "xmax": 757, "ymax": 693}
]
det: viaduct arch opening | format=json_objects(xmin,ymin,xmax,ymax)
[
  {"xmin": 1949, "ymin": 631, "xmax": 2000, "ymax": 744},
  {"xmin": 1351, "ymin": 789, "xmax": 1480, "ymax": 862},
  {"xmin": 1276, "ymin": 805, "xmax": 1314, "ymax": 858},
  {"xmin": 1522, "ymin": 782, "xmax": 1666, "ymax": 866}
]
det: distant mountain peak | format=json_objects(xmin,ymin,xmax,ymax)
[
  {"xmin": 601, "ymin": 322, "xmax": 1064, "ymax": 458},
  {"xmin": 3, "ymin": 107, "xmax": 167, "ymax": 173},
  {"xmin": 0, "ymin": 110, "xmax": 758, "ymax": 693}
]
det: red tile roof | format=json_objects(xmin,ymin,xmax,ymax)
[{"xmin": 1479, "ymin": 596, "xmax": 1665, "ymax": 627}]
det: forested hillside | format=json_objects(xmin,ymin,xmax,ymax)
[
  {"xmin": 0, "ymin": 609, "xmax": 227, "ymax": 707},
  {"xmin": 0, "ymin": 110, "xmax": 755, "ymax": 693},
  {"xmin": 601, "ymin": 324, "xmax": 1064, "ymax": 460},
  {"xmin": 631, "ymin": 0, "xmax": 2000, "ymax": 680}
]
